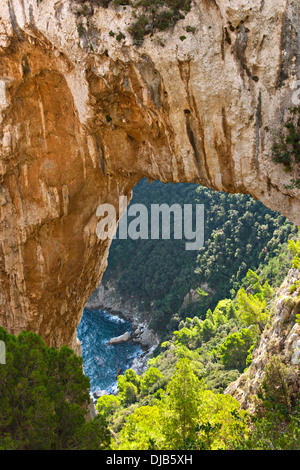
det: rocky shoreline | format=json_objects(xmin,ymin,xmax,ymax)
[{"xmin": 85, "ymin": 281, "xmax": 160, "ymax": 376}]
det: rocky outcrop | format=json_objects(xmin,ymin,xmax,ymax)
[
  {"xmin": 130, "ymin": 343, "xmax": 159, "ymax": 375},
  {"xmin": 225, "ymin": 269, "xmax": 300, "ymax": 410},
  {"xmin": 86, "ymin": 281, "xmax": 150, "ymax": 329},
  {"xmin": 86, "ymin": 280, "xmax": 159, "ymax": 350},
  {"xmin": 0, "ymin": 0, "xmax": 300, "ymax": 350},
  {"xmin": 107, "ymin": 330, "xmax": 131, "ymax": 345}
]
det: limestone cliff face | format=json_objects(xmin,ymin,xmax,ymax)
[
  {"xmin": 225, "ymin": 268, "xmax": 300, "ymax": 410},
  {"xmin": 0, "ymin": 0, "xmax": 300, "ymax": 350}
]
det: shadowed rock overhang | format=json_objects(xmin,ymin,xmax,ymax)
[{"xmin": 0, "ymin": 0, "xmax": 299, "ymax": 351}]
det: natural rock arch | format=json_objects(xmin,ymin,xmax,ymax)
[{"xmin": 0, "ymin": 0, "xmax": 299, "ymax": 351}]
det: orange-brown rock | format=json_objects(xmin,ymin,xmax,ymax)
[{"xmin": 0, "ymin": 0, "xmax": 300, "ymax": 351}]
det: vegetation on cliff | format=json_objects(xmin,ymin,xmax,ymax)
[
  {"xmin": 96, "ymin": 239, "xmax": 300, "ymax": 450},
  {"xmin": 1, "ymin": 202, "xmax": 299, "ymax": 450},
  {"xmin": 270, "ymin": 106, "xmax": 300, "ymax": 190},
  {"xmin": 73, "ymin": 0, "xmax": 193, "ymax": 43},
  {"xmin": 103, "ymin": 179, "xmax": 297, "ymax": 337},
  {"xmin": 0, "ymin": 328, "xmax": 111, "ymax": 450}
]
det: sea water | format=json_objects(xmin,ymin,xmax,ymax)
[{"xmin": 77, "ymin": 308, "xmax": 142, "ymax": 396}]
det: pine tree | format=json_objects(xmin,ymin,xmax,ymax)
[
  {"xmin": 163, "ymin": 358, "xmax": 203, "ymax": 448},
  {"xmin": 0, "ymin": 327, "xmax": 111, "ymax": 450}
]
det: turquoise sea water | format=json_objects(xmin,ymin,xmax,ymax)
[{"xmin": 77, "ymin": 308, "xmax": 142, "ymax": 396}]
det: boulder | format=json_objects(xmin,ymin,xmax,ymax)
[
  {"xmin": 93, "ymin": 389, "xmax": 108, "ymax": 399},
  {"xmin": 107, "ymin": 331, "xmax": 131, "ymax": 345}
]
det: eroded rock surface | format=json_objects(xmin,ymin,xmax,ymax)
[
  {"xmin": 0, "ymin": 0, "xmax": 300, "ymax": 350},
  {"xmin": 225, "ymin": 269, "xmax": 300, "ymax": 410},
  {"xmin": 107, "ymin": 331, "xmax": 131, "ymax": 345}
]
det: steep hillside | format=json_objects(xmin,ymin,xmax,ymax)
[
  {"xmin": 94, "ymin": 237, "xmax": 300, "ymax": 450},
  {"xmin": 88, "ymin": 179, "xmax": 297, "ymax": 339},
  {"xmin": 225, "ymin": 268, "xmax": 300, "ymax": 409}
]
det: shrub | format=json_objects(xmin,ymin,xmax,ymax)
[
  {"xmin": 271, "ymin": 107, "xmax": 300, "ymax": 169},
  {"xmin": 126, "ymin": 0, "xmax": 192, "ymax": 42}
]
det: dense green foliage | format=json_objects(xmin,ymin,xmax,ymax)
[
  {"xmin": 217, "ymin": 328, "xmax": 256, "ymax": 372},
  {"xmin": 2, "ymin": 316, "xmax": 298, "ymax": 450},
  {"xmin": 97, "ymin": 354, "xmax": 300, "ymax": 449},
  {"xmin": 97, "ymin": 358, "xmax": 250, "ymax": 450},
  {"xmin": 147, "ymin": 266, "xmax": 275, "ymax": 393},
  {"xmin": 94, "ymin": 240, "xmax": 300, "ymax": 449},
  {"xmin": 96, "ymin": 241, "xmax": 300, "ymax": 450},
  {"xmin": 289, "ymin": 235, "xmax": 300, "ymax": 270},
  {"xmin": 103, "ymin": 179, "xmax": 296, "ymax": 336},
  {"xmin": 0, "ymin": 328, "xmax": 111, "ymax": 450}
]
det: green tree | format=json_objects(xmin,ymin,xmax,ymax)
[
  {"xmin": 288, "ymin": 231, "xmax": 300, "ymax": 269},
  {"xmin": 0, "ymin": 327, "xmax": 111, "ymax": 450},
  {"xmin": 117, "ymin": 368, "xmax": 141, "ymax": 405},
  {"xmin": 141, "ymin": 367, "xmax": 163, "ymax": 394},
  {"xmin": 218, "ymin": 328, "xmax": 256, "ymax": 372},
  {"xmin": 119, "ymin": 405, "xmax": 163, "ymax": 450},
  {"xmin": 200, "ymin": 318, "xmax": 216, "ymax": 342},
  {"xmin": 123, "ymin": 368, "xmax": 141, "ymax": 390},
  {"xmin": 96, "ymin": 394, "xmax": 121, "ymax": 418},
  {"xmin": 261, "ymin": 356, "xmax": 295, "ymax": 412},
  {"xmin": 163, "ymin": 358, "xmax": 203, "ymax": 448},
  {"xmin": 236, "ymin": 288, "xmax": 269, "ymax": 333},
  {"xmin": 71, "ymin": 414, "xmax": 112, "ymax": 450},
  {"xmin": 173, "ymin": 327, "xmax": 194, "ymax": 347}
]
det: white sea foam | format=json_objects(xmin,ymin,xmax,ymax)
[{"xmin": 102, "ymin": 310, "xmax": 127, "ymax": 324}]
